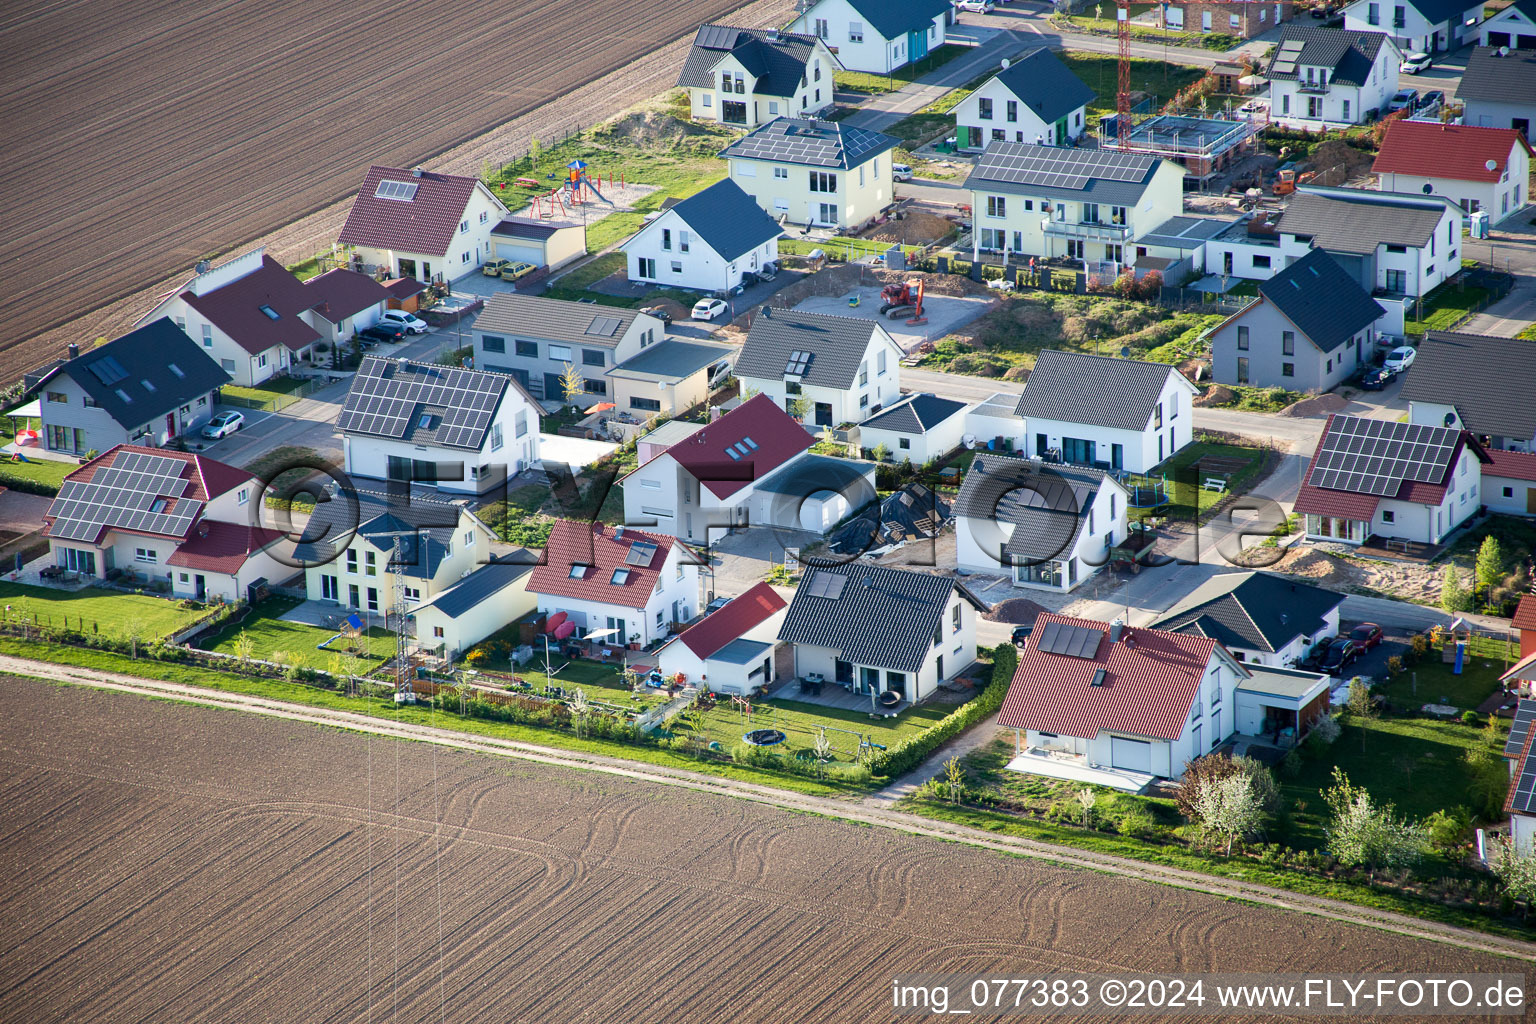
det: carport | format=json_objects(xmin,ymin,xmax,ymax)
[{"xmin": 1236, "ymin": 665, "xmax": 1331, "ymax": 748}]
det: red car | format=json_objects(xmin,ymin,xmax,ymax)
[{"xmin": 1348, "ymin": 623, "xmax": 1384, "ymax": 649}]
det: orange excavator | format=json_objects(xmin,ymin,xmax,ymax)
[{"xmin": 878, "ymin": 279, "xmax": 926, "ymax": 324}]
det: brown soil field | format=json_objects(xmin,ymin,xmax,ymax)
[
  {"xmin": 0, "ymin": 676, "xmax": 1508, "ymax": 1023},
  {"xmin": 0, "ymin": 0, "xmax": 761, "ymax": 382}
]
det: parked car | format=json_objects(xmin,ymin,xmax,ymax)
[
  {"xmin": 955, "ymin": 0, "xmax": 994, "ymax": 11},
  {"xmin": 379, "ymin": 310, "xmax": 429, "ymax": 335},
  {"xmin": 498, "ymin": 261, "xmax": 537, "ymax": 282},
  {"xmin": 691, "ymin": 298, "xmax": 728, "ymax": 321},
  {"xmin": 1320, "ymin": 638, "xmax": 1362, "ymax": 674},
  {"xmin": 1012, "ymin": 623, "xmax": 1034, "ymax": 647},
  {"xmin": 639, "ymin": 305, "xmax": 673, "ymax": 325},
  {"xmin": 892, "ymin": 163, "xmax": 914, "ymax": 182},
  {"xmin": 201, "ymin": 411, "xmax": 245, "ymax": 440},
  {"xmin": 1383, "ymin": 345, "xmax": 1417, "ymax": 372},
  {"xmin": 1349, "ymin": 623, "xmax": 1384, "ymax": 649},
  {"xmin": 358, "ymin": 324, "xmax": 405, "ymax": 345},
  {"xmin": 1299, "ymin": 638, "xmax": 1334, "ymax": 670},
  {"xmin": 1415, "ymin": 89, "xmax": 1446, "ymax": 115},
  {"xmin": 482, "ymin": 258, "xmax": 512, "ymax": 277},
  {"xmin": 1388, "ymin": 89, "xmax": 1418, "ymax": 112},
  {"xmin": 1400, "ymin": 52, "xmax": 1432, "ymax": 74},
  {"xmin": 1359, "ymin": 365, "xmax": 1398, "ymax": 390}
]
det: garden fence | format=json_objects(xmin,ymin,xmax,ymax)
[{"xmin": 216, "ymin": 376, "xmax": 324, "ymax": 413}]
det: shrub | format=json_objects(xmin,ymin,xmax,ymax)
[
  {"xmin": 1115, "ymin": 805, "xmax": 1157, "ymax": 839},
  {"xmin": 1461, "ymin": 710, "xmax": 1482, "ymax": 726},
  {"xmin": 1385, "ymin": 654, "xmax": 1403, "ymax": 675},
  {"xmin": 1311, "ymin": 714, "xmax": 1341, "ymax": 745}
]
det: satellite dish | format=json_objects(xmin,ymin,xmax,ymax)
[
  {"xmin": 1422, "ymin": 183, "xmax": 1434, "ymax": 193},
  {"xmin": 1499, "ymin": 45, "xmax": 1510, "ymax": 56},
  {"xmin": 1120, "ymin": 346, "xmax": 1131, "ymax": 359},
  {"xmin": 1444, "ymin": 412, "xmax": 1456, "ymax": 428},
  {"xmin": 1486, "ymin": 158, "xmax": 1499, "ymax": 171},
  {"xmin": 1000, "ymin": 57, "xmax": 1010, "ymax": 69}
]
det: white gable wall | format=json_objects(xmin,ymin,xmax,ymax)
[
  {"xmin": 626, "ymin": 208, "xmax": 779, "ymax": 294},
  {"xmin": 789, "ymin": 0, "xmax": 947, "ymax": 73}
]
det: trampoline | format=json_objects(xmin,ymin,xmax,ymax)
[{"xmin": 741, "ymin": 729, "xmax": 787, "ymax": 747}]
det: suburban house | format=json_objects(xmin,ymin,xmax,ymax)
[
  {"xmin": 303, "ymin": 267, "xmax": 394, "ymax": 348},
  {"xmin": 1402, "ymin": 332, "xmax": 1536, "ymax": 452},
  {"xmin": 777, "ymin": 562, "xmax": 983, "ymax": 705},
  {"xmin": 1148, "ymin": 571, "xmax": 1345, "ymax": 667},
  {"xmin": 1272, "ymin": 186, "xmax": 1460, "ymax": 301},
  {"xmin": 1264, "ymin": 26, "xmax": 1399, "ymax": 128},
  {"xmin": 953, "ymin": 455, "xmax": 1130, "ymax": 592},
  {"xmin": 654, "ymin": 581, "xmax": 789, "ymax": 694},
  {"xmin": 624, "ymin": 178, "xmax": 783, "ymax": 293},
  {"xmin": 31, "ymin": 319, "xmax": 229, "ymax": 456},
  {"xmin": 965, "ymin": 144, "xmax": 1185, "ymax": 271},
  {"xmin": 953, "ymin": 48, "xmax": 1095, "ymax": 151},
  {"xmin": 42, "ymin": 445, "xmax": 283, "ymax": 601},
  {"xmin": 1458, "ymin": 47, "xmax": 1536, "ymax": 141},
  {"xmin": 1013, "ymin": 349, "xmax": 1199, "ymax": 472},
  {"xmin": 1341, "ymin": 0, "xmax": 1482, "ymax": 56},
  {"xmin": 488, "ymin": 217, "xmax": 586, "ymax": 272},
  {"xmin": 1480, "ymin": 0, "xmax": 1536, "ymax": 49},
  {"xmin": 1161, "ymin": 0, "xmax": 1295, "ymax": 37},
  {"xmin": 856, "ymin": 393, "xmax": 968, "ymax": 464},
  {"xmin": 1293, "ymin": 413, "xmax": 1487, "ymax": 546},
  {"xmin": 413, "ymin": 560, "xmax": 536, "ymax": 661},
  {"xmin": 999, "ymin": 614, "xmax": 1250, "ymax": 790},
  {"xmin": 139, "ymin": 249, "xmax": 321, "ymax": 386},
  {"xmin": 337, "ymin": 356, "xmax": 540, "ymax": 495},
  {"xmin": 296, "ymin": 485, "xmax": 497, "ymax": 616},
  {"xmin": 1372, "ymin": 121, "xmax": 1532, "ymax": 224},
  {"xmin": 471, "ymin": 294, "xmax": 665, "ymax": 407},
  {"xmin": 606, "ymin": 338, "xmax": 735, "ymax": 423},
  {"xmin": 733, "ymin": 307, "xmax": 904, "ymax": 427},
  {"xmin": 620, "ymin": 394, "xmax": 876, "ymax": 544},
  {"xmin": 527, "ymin": 521, "xmax": 700, "ymax": 648},
  {"xmin": 337, "ymin": 164, "xmax": 510, "ymax": 284},
  {"xmin": 1208, "ymin": 248, "xmax": 1386, "ymax": 390},
  {"xmin": 788, "ymin": 0, "xmax": 951, "ymax": 75},
  {"xmin": 719, "ymin": 118, "xmax": 899, "ymax": 230},
  {"xmin": 676, "ymin": 25, "xmax": 840, "ymax": 127},
  {"xmin": 1484, "ymin": 449, "xmax": 1536, "ymax": 518},
  {"xmin": 965, "ymin": 392, "xmax": 1027, "ymax": 451}
]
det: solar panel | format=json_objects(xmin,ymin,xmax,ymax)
[
  {"xmin": 586, "ymin": 316, "xmax": 622, "ymax": 337},
  {"xmin": 375, "ymin": 180, "xmax": 419, "ymax": 201},
  {"xmin": 1307, "ymin": 416, "xmax": 1459, "ymax": 496},
  {"xmin": 1273, "ymin": 60, "xmax": 1296, "ymax": 74},
  {"xmin": 1035, "ymin": 620, "xmax": 1105, "ymax": 658},
  {"xmin": 625, "ymin": 540, "xmax": 659, "ymax": 567},
  {"xmin": 86, "ymin": 355, "xmax": 129, "ymax": 386},
  {"xmin": 47, "ymin": 451, "xmax": 198, "ymax": 544},
  {"xmin": 1513, "ymin": 752, "xmax": 1536, "ymax": 814},
  {"xmin": 337, "ymin": 356, "xmax": 509, "ymax": 450},
  {"xmin": 805, "ymin": 571, "xmax": 848, "ymax": 599},
  {"xmin": 1506, "ymin": 699, "xmax": 1536, "ymax": 757}
]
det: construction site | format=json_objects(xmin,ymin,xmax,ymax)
[{"xmin": 1103, "ymin": 112, "xmax": 1262, "ymax": 184}]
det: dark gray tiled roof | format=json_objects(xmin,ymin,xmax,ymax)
[
  {"xmin": 953, "ymin": 455, "xmax": 1113, "ymax": 563},
  {"xmin": 838, "ymin": 0, "xmax": 952, "ymax": 39},
  {"xmin": 1257, "ymin": 249, "xmax": 1385, "ymax": 354},
  {"xmin": 676, "ymin": 25, "xmax": 821, "ymax": 96},
  {"xmin": 1400, "ymin": 0, "xmax": 1482, "ymax": 27},
  {"xmin": 1276, "ymin": 189, "xmax": 1450, "ymax": 255},
  {"xmin": 1265, "ymin": 26, "xmax": 1388, "ymax": 86},
  {"xmin": 663, "ymin": 178, "xmax": 784, "ymax": 261},
  {"xmin": 735, "ymin": 308, "xmax": 888, "ymax": 390},
  {"xmin": 778, "ymin": 563, "xmax": 975, "ymax": 673},
  {"xmin": 292, "ymin": 486, "xmax": 463, "ymax": 579},
  {"xmin": 475, "ymin": 294, "xmax": 660, "ymax": 348},
  {"xmin": 1399, "ymin": 332, "xmax": 1536, "ymax": 441},
  {"xmin": 719, "ymin": 118, "xmax": 899, "ymax": 170},
  {"xmin": 1013, "ymin": 350, "xmax": 1189, "ymax": 432},
  {"xmin": 965, "ymin": 142, "xmax": 1162, "ymax": 205},
  {"xmin": 858, "ymin": 393, "xmax": 967, "ymax": 434},
  {"xmin": 419, "ymin": 559, "xmax": 534, "ymax": 619},
  {"xmin": 1147, "ymin": 571, "xmax": 1345, "ymax": 654},
  {"xmin": 338, "ymin": 356, "xmax": 531, "ymax": 451},
  {"xmin": 1458, "ymin": 47, "xmax": 1536, "ymax": 104},
  {"xmin": 38, "ymin": 318, "xmax": 230, "ymax": 430},
  {"xmin": 754, "ymin": 452, "xmax": 876, "ymax": 500},
  {"xmin": 608, "ymin": 340, "xmax": 732, "ymax": 382},
  {"xmin": 993, "ymin": 48, "xmax": 1097, "ymax": 124}
]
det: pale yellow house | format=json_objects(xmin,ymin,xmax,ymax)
[
  {"xmin": 676, "ymin": 25, "xmax": 840, "ymax": 128},
  {"xmin": 720, "ymin": 118, "xmax": 899, "ymax": 230}
]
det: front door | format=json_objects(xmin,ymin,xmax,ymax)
[
  {"xmin": 1528, "ymin": 487, "xmax": 1536, "ymax": 515},
  {"xmin": 1036, "ymin": 433, "xmax": 1049, "ymax": 457},
  {"xmin": 1111, "ymin": 443, "xmax": 1123, "ymax": 471},
  {"xmin": 544, "ymin": 372, "xmax": 564, "ymax": 401},
  {"xmin": 165, "ymin": 413, "xmax": 176, "ymax": 440},
  {"xmin": 194, "ymin": 574, "xmax": 206, "ymax": 600},
  {"xmin": 814, "ymin": 402, "xmax": 833, "ymax": 427}
]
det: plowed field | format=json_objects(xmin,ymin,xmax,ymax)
[
  {"xmin": 0, "ymin": 677, "xmax": 1506, "ymax": 1023},
  {"xmin": 0, "ymin": 0, "xmax": 752, "ymax": 380}
]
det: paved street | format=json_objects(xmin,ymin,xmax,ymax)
[
  {"xmin": 959, "ymin": 2, "xmax": 1220, "ymax": 66},
  {"xmin": 1462, "ymin": 220, "xmax": 1536, "ymax": 337}
]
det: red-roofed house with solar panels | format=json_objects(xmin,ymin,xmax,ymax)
[
  {"xmin": 337, "ymin": 165, "xmax": 510, "ymax": 285},
  {"xmin": 654, "ymin": 581, "xmax": 789, "ymax": 694}
]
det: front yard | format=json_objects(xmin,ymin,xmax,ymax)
[
  {"xmin": 0, "ymin": 581, "xmax": 206, "ymax": 640},
  {"xmin": 1373, "ymin": 633, "xmax": 1514, "ymax": 712},
  {"xmin": 1147, "ymin": 438, "xmax": 1272, "ymax": 521},
  {"xmin": 1404, "ymin": 277, "xmax": 1497, "ymax": 336},
  {"xmin": 197, "ymin": 596, "xmax": 396, "ymax": 670}
]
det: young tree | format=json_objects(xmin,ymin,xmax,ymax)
[
  {"xmin": 1323, "ymin": 768, "xmax": 1427, "ymax": 879},
  {"xmin": 1075, "ymin": 787, "xmax": 1097, "ymax": 827},
  {"xmin": 1440, "ymin": 564, "xmax": 1473, "ymax": 613},
  {"xmin": 813, "ymin": 729, "xmax": 833, "ymax": 779},
  {"xmin": 234, "ymin": 630, "xmax": 255, "ymax": 664},
  {"xmin": 1195, "ymin": 772, "xmax": 1266, "ymax": 856},
  {"xmin": 870, "ymin": 442, "xmax": 892, "ymax": 463},
  {"xmin": 944, "ymin": 756, "xmax": 965, "ymax": 805},
  {"xmin": 1475, "ymin": 535, "xmax": 1505, "ymax": 591},
  {"xmin": 559, "ymin": 362, "xmax": 587, "ymax": 406},
  {"xmin": 1463, "ymin": 747, "xmax": 1512, "ymax": 819},
  {"xmin": 787, "ymin": 395, "xmax": 811, "ymax": 421},
  {"xmin": 1345, "ymin": 677, "xmax": 1376, "ymax": 720},
  {"xmin": 570, "ymin": 688, "xmax": 591, "ymax": 738}
]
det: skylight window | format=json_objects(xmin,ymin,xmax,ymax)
[
  {"xmin": 725, "ymin": 448, "xmax": 742, "ymax": 461},
  {"xmin": 611, "ymin": 568, "xmax": 631, "ymax": 585},
  {"xmin": 114, "ymin": 389, "xmax": 132, "ymax": 404},
  {"xmin": 784, "ymin": 350, "xmax": 812, "ymax": 376},
  {"xmin": 259, "ymin": 305, "xmax": 280, "ymax": 320},
  {"xmin": 168, "ymin": 364, "xmax": 185, "ymax": 378},
  {"xmin": 142, "ymin": 380, "xmax": 156, "ymax": 392},
  {"xmin": 568, "ymin": 564, "xmax": 589, "ymax": 579},
  {"xmin": 418, "ymin": 413, "xmax": 437, "ymax": 429},
  {"xmin": 741, "ymin": 437, "xmax": 759, "ymax": 450},
  {"xmin": 149, "ymin": 499, "xmax": 168, "ymax": 513}
]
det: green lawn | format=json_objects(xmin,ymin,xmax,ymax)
[
  {"xmin": 0, "ymin": 582, "xmax": 205, "ymax": 639},
  {"xmin": 675, "ymin": 694, "xmax": 959, "ymax": 764},
  {"xmin": 1058, "ymin": 51, "xmax": 1205, "ymax": 117},
  {"xmin": 462, "ymin": 639, "xmax": 667, "ymax": 712},
  {"xmin": 198, "ymin": 596, "xmax": 395, "ymax": 670},
  {"xmin": 1516, "ymin": 322, "xmax": 1536, "ymax": 340},
  {"xmin": 221, "ymin": 375, "xmax": 310, "ymax": 402},
  {"xmin": 1146, "ymin": 439, "xmax": 1269, "ymax": 520},
  {"xmin": 833, "ymin": 44, "xmax": 969, "ymax": 94},
  {"xmin": 1374, "ymin": 635, "xmax": 1516, "ymax": 712},
  {"xmin": 1404, "ymin": 277, "xmax": 1496, "ymax": 336},
  {"xmin": 0, "ymin": 453, "xmax": 74, "ymax": 494},
  {"xmin": 1438, "ymin": 514, "xmax": 1536, "ymax": 615}
]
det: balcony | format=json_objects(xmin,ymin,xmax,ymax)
[
  {"xmin": 1040, "ymin": 217, "xmax": 1131, "ymax": 242},
  {"xmin": 1297, "ymin": 81, "xmax": 1331, "ymax": 93}
]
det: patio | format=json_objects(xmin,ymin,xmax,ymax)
[
  {"xmin": 1004, "ymin": 748, "xmax": 1155, "ymax": 794},
  {"xmin": 774, "ymin": 676, "xmax": 911, "ymax": 717}
]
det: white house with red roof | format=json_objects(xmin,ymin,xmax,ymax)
[
  {"xmin": 621, "ymin": 394, "xmax": 876, "ymax": 544},
  {"xmin": 337, "ymin": 165, "xmax": 510, "ymax": 285},
  {"xmin": 1372, "ymin": 121, "xmax": 1532, "ymax": 225},
  {"xmin": 41, "ymin": 445, "xmax": 286, "ymax": 603},
  {"xmin": 1484, "ymin": 449, "xmax": 1536, "ymax": 519},
  {"xmin": 527, "ymin": 521, "xmax": 701, "ymax": 647},
  {"xmin": 654, "ymin": 581, "xmax": 789, "ymax": 694},
  {"xmin": 998, "ymin": 614, "xmax": 1251, "ymax": 790},
  {"xmin": 1293, "ymin": 413, "xmax": 1487, "ymax": 547}
]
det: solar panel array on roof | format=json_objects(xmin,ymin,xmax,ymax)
[
  {"xmin": 1034, "ymin": 619, "xmax": 1104, "ymax": 658},
  {"xmin": 86, "ymin": 355, "xmax": 129, "ymax": 386},
  {"xmin": 696, "ymin": 24, "xmax": 743, "ymax": 49},
  {"xmin": 48, "ymin": 451, "xmax": 199, "ymax": 543},
  {"xmin": 978, "ymin": 148, "xmax": 1152, "ymax": 192},
  {"xmin": 337, "ymin": 358, "xmax": 506, "ymax": 449},
  {"xmin": 804, "ymin": 571, "xmax": 848, "ymax": 599},
  {"xmin": 375, "ymin": 180, "xmax": 419, "ymax": 201},
  {"xmin": 625, "ymin": 540, "xmax": 659, "ymax": 567},
  {"xmin": 1307, "ymin": 416, "xmax": 1460, "ymax": 497},
  {"xmin": 1507, "ymin": 700, "xmax": 1536, "ymax": 757},
  {"xmin": 1512, "ymin": 752, "xmax": 1536, "ymax": 814},
  {"xmin": 586, "ymin": 316, "xmax": 622, "ymax": 337},
  {"xmin": 1273, "ymin": 61, "xmax": 1296, "ymax": 73}
]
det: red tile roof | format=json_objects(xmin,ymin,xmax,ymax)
[
  {"xmin": 1487, "ymin": 448, "xmax": 1536, "ymax": 483},
  {"xmin": 167, "ymin": 521, "xmax": 284, "ymax": 574},
  {"xmin": 528, "ymin": 521, "xmax": 686, "ymax": 610},
  {"xmin": 305, "ymin": 268, "xmax": 392, "ymax": 323},
  {"xmin": 179, "ymin": 255, "xmax": 322, "ymax": 354},
  {"xmin": 1373, "ymin": 122, "xmax": 1534, "ymax": 184},
  {"xmin": 384, "ymin": 277, "xmax": 428, "ymax": 300},
  {"xmin": 1292, "ymin": 414, "xmax": 1485, "ymax": 522},
  {"xmin": 674, "ymin": 582, "xmax": 787, "ymax": 659},
  {"xmin": 338, "ymin": 165, "xmax": 500, "ymax": 257},
  {"xmin": 1514, "ymin": 595, "xmax": 1536, "ymax": 633},
  {"xmin": 652, "ymin": 394, "xmax": 813, "ymax": 499},
  {"xmin": 998, "ymin": 612, "xmax": 1228, "ymax": 742},
  {"xmin": 45, "ymin": 445, "xmax": 257, "ymax": 543}
]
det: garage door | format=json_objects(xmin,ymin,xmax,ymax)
[
  {"xmin": 495, "ymin": 242, "xmax": 544, "ymax": 265},
  {"xmin": 1110, "ymin": 737, "xmax": 1153, "ymax": 773}
]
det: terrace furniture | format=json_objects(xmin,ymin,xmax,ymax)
[{"xmin": 1202, "ymin": 477, "xmax": 1228, "ymax": 493}]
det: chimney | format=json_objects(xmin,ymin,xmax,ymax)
[
  {"xmin": 67, "ymin": 343, "xmax": 79, "ymax": 360},
  {"xmin": 412, "ymin": 166, "xmax": 424, "ymax": 178},
  {"xmin": 615, "ymin": 526, "xmax": 625, "ymax": 540},
  {"xmin": 766, "ymin": 27, "xmax": 778, "ymax": 41},
  {"xmin": 1109, "ymin": 618, "xmax": 1125, "ymax": 642},
  {"xmin": 761, "ymin": 303, "xmax": 772, "ymax": 318}
]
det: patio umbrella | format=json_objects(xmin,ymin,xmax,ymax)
[
  {"xmin": 14, "ymin": 430, "xmax": 39, "ymax": 447},
  {"xmin": 553, "ymin": 620, "xmax": 577, "ymax": 640},
  {"xmin": 545, "ymin": 611, "xmax": 568, "ymax": 633},
  {"xmin": 588, "ymin": 402, "xmax": 616, "ymax": 413}
]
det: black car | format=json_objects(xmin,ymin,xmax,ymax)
[
  {"xmin": 358, "ymin": 324, "xmax": 405, "ymax": 344},
  {"xmin": 640, "ymin": 305, "xmax": 673, "ymax": 326},
  {"xmin": 1320, "ymin": 638, "xmax": 1362, "ymax": 674},
  {"xmin": 1298, "ymin": 638, "xmax": 1333, "ymax": 670},
  {"xmin": 1359, "ymin": 365, "xmax": 1397, "ymax": 391},
  {"xmin": 1012, "ymin": 623, "xmax": 1034, "ymax": 647}
]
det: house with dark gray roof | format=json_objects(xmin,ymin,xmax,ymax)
[
  {"xmin": 1457, "ymin": 47, "xmax": 1536, "ymax": 143},
  {"xmin": 1342, "ymin": 0, "xmax": 1481, "ymax": 63},
  {"xmin": 1013, "ymin": 350, "xmax": 1199, "ymax": 473},
  {"xmin": 338, "ymin": 356, "xmax": 541, "ymax": 495},
  {"xmin": 953, "ymin": 47, "xmax": 1096, "ymax": 151},
  {"xmin": 719, "ymin": 118, "xmax": 900, "ymax": 229},
  {"xmin": 413, "ymin": 558, "xmax": 536, "ymax": 660},
  {"xmin": 31, "ymin": 318, "xmax": 230, "ymax": 456},
  {"xmin": 1208, "ymin": 248, "xmax": 1386, "ymax": 391},
  {"xmin": 606, "ymin": 339, "xmax": 735, "ymax": 421},
  {"xmin": 676, "ymin": 25, "xmax": 839, "ymax": 128},
  {"xmin": 1264, "ymin": 25, "xmax": 1399, "ymax": 127},
  {"xmin": 734, "ymin": 307, "xmax": 904, "ymax": 427},
  {"xmin": 471, "ymin": 293, "xmax": 665, "ymax": 408},
  {"xmin": 1273, "ymin": 186, "xmax": 1461, "ymax": 299},
  {"xmin": 964, "ymin": 143, "xmax": 1186, "ymax": 270},
  {"xmin": 1147, "ymin": 571, "xmax": 1344, "ymax": 667},
  {"xmin": 777, "ymin": 562, "xmax": 983, "ymax": 705},
  {"xmin": 1403, "ymin": 332, "xmax": 1536, "ymax": 452},
  {"xmin": 1479, "ymin": 0, "xmax": 1536, "ymax": 49},
  {"xmin": 788, "ymin": 0, "xmax": 953, "ymax": 74},
  {"xmin": 624, "ymin": 178, "xmax": 784, "ymax": 294},
  {"xmin": 954, "ymin": 454, "xmax": 1129, "ymax": 592},
  {"xmin": 857, "ymin": 393, "xmax": 968, "ymax": 464}
]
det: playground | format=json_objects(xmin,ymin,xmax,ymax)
[{"xmin": 672, "ymin": 694, "xmax": 955, "ymax": 765}]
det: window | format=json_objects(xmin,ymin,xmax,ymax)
[
  {"xmin": 365, "ymin": 551, "xmax": 377, "ymax": 577},
  {"xmin": 1385, "ymin": 243, "xmax": 1407, "ymax": 254},
  {"xmin": 479, "ymin": 210, "xmax": 489, "ymax": 224},
  {"xmin": 1082, "ymin": 203, "xmax": 1100, "ymax": 224},
  {"xmin": 258, "ymin": 354, "xmax": 268, "ymax": 368},
  {"xmin": 516, "ymin": 340, "xmax": 538, "ymax": 357},
  {"xmin": 877, "ymin": 349, "xmax": 887, "ymax": 375},
  {"xmin": 1110, "ymin": 494, "xmax": 1117, "ymax": 518},
  {"xmin": 858, "ymin": 165, "xmax": 864, "ymax": 187},
  {"xmin": 661, "ymin": 228, "xmax": 671, "ymax": 251},
  {"xmin": 1342, "ymin": 100, "xmax": 1351, "ymax": 120},
  {"xmin": 785, "ymin": 381, "xmax": 801, "ymax": 396},
  {"xmin": 951, "ymin": 603, "xmax": 962, "ymax": 634},
  {"xmin": 849, "ymin": 20, "xmax": 863, "ymax": 41},
  {"xmin": 549, "ymin": 345, "xmax": 572, "ymax": 362},
  {"xmin": 898, "ymin": 437, "xmax": 910, "ymax": 449},
  {"xmin": 1282, "ymin": 331, "xmax": 1295, "ymax": 356},
  {"xmin": 630, "ymin": 396, "xmax": 661, "ymax": 412},
  {"xmin": 809, "ymin": 171, "xmax": 837, "ymax": 192},
  {"xmin": 346, "ymin": 550, "xmax": 358, "ymax": 573},
  {"xmin": 202, "ymin": 325, "xmax": 213, "ymax": 346},
  {"xmin": 483, "ymin": 335, "xmax": 506, "ymax": 354},
  {"xmin": 986, "ymin": 195, "xmax": 1006, "ymax": 218},
  {"xmin": 1252, "ymin": 254, "xmax": 1271, "ymax": 269},
  {"xmin": 583, "ymin": 379, "xmax": 607, "ymax": 395},
  {"xmin": 859, "ymin": 393, "xmax": 869, "ymax": 408},
  {"xmin": 702, "ymin": 94, "xmax": 712, "ymax": 108},
  {"xmin": 1154, "ymin": 402, "xmax": 1163, "ymax": 429},
  {"xmin": 237, "ymin": 487, "xmax": 249, "ymax": 505},
  {"xmin": 582, "ymin": 348, "xmax": 605, "ymax": 367},
  {"xmin": 135, "ymin": 547, "xmax": 156, "ymax": 564},
  {"xmin": 175, "ymin": 315, "xmax": 187, "ymax": 332},
  {"xmin": 978, "ymin": 97, "xmax": 993, "ymax": 120},
  {"xmin": 367, "ymin": 588, "xmax": 379, "ymax": 613},
  {"xmin": 1109, "ymin": 205, "xmax": 1127, "ymax": 225},
  {"xmin": 814, "ymin": 17, "xmax": 827, "ymax": 37},
  {"xmin": 568, "ymin": 564, "xmax": 588, "ymax": 579},
  {"xmin": 611, "ymin": 568, "xmax": 630, "ymax": 585},
  {"xmin": 1236, "ymin": 326, "xmax": 1249, "ymax": 351},
  {"xmin": 736, "ymin": 162, "xmax": 756, "ymax": 179},
  {"xmin": 1384, "ymin": 269, "xmax": 1406, "ymax": 293},
  {"xmin": 1367, "ymin": 1, "xmax": 1379, "ymax": 22},
  {"xmin": 1505, "ymin": 486, "xmax": 1516, "ymax": 498},
  {"xmin": 679, "ymin": 231, "xmax": 690, "ymax": 254},
  {"xmin": 859, "ymin": 362, "xmax": 868, "ymax": 386},
  {"xmin": 1281, "ymin": 362, "xmax": 1295, "ymax": 378},
  {"xmin": 774, "ymin": 166, "xmax": 788, "ymax": 180},
  {"xmin": 433, "ymin": 626, "xmax": 445, "ymax": 639},
  {"xmin": 45, "ymin": 391, "xmax": 67, "ymax": 404},
  {"xmin": 460, "ymin": 219, "xmax": 469, "ymax": 234},
  {"xmin": 1236, "ymin": 356, "xmax": 1250, "ymax": 384},
  {"xmin": 1006, "ymin": 99, "xmax": 1017, "ymax": 122},
  {"xmin": 491, "ymin": 422, "xmax": 504, "ymax": 451},
  {"xmin": 1382, "ymin": 510, "xmax": 1395, "ymax": 524},
  {"xmin": 767, "ymin": 101, "xmax": 778, "ymax": 115},
  {"xmin": 991, "ymin": 129, "xmax": 1005, "ymax": 141}
]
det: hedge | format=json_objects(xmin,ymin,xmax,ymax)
[{"xmin": 866, "ymin": 643, "xmax": 1017, "ymax": 778}]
